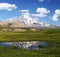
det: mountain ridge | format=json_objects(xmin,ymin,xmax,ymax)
[{"xmin": 0, "ymin": 15, "xmax": 56, "ymax": 29}]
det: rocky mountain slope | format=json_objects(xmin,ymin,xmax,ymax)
[{"xmin": 0, "ymin": 14, "xmax": 56, "ymax": 28}]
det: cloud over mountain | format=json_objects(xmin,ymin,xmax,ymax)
[
  {"xmin": 32, "ymin": 8, "xmax": 50, "ymax": 17},
  {"xmin": 19, "ymin": 10, "xmax": 29, "ymax": 13},
  {"xmin": 19, "ymin": 9, "xmax": 39, "ymax": 26}
]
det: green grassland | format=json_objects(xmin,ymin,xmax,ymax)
[
  {"xmin": 0, "ymin": 28, "xmax": 60, "ymax": 57},
  {"xmin": 0, "ymin": 28, "xmax": 60, "ymax": 42},
  {"xmin": 0, "ymin": 46, "xmax": 60, "ymax": 57}
]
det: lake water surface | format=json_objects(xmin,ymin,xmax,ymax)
[{"xmin": 0, "ymin": 41, "xmax": 49, "ymax": 49}]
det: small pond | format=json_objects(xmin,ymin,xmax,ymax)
[{"xmin": 0, "ymin": 41, "xmax": 52, "ymax": 50}]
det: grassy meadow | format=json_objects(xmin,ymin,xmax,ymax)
[
  {"xmin": 0, "ymin": 46, "xmax": 60, "ymax": 57},
  {"xmin": 0, "ymin": 28, "xmax": 60, "ymax": 57},
  {"xmin": 0, "ymin": 28, "xmax": 60, "ymax": 42}
]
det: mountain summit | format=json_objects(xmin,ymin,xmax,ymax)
[
  {"xmin": 0, "ymin": 14, "xmax": 56, "ymax": 28},
  {"xmin": 13, "ymin": 14, "xmax": 55, "ymax": 28}
]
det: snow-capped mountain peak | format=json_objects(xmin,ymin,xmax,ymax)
[
  {"xmin": 0, "ymin": 13, "xmax": 56, "ymax": 28},
  {"xmin": 16, "ymin": 14, "xmax": 52, "ymax": 28}
]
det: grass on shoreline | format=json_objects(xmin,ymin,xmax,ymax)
[{"xmin": 0, "ymin": 46, "xmax": 60, "ymax": 57}]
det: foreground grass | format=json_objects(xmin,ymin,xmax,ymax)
[{"xmin": 0, "ymin": 46, "xmax": 60, "ymax": 57}]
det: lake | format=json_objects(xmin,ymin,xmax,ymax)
[{"xmin": 0, "ymin": 41, "xmax": 49, "ymax": 49}]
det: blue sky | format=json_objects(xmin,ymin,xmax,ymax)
[{"xmin": 0, "ymin": 0, "xmax": 60, "ymax": 26}]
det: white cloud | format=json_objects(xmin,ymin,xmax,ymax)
[
  {"xmin": 32, "ymin": 7, "xmax": 50, "ymax": 17},
  {"xmin": 20, "ymin": 9, "xmax": 32, "ymax": 20},
  {"xmin": 39, "ymin": 0, "xmax": 44, "ymax": 2},
  {"xmin": 32, "ymin": 14, "xmax": 46, "ymax": 17},
  {"xmin": 19, "ymin": 9, "xmax": 29, "ymax": 13},
  {"xmin": 39, "ymin": 0, "xmax": 50, "ymax": 2},
  {"xmin": 52, "ymin": 9, "xmax": 60, "ymax": 21},
  {"xmin": 6, "ymin": 17, "xmax": 17, "ymax": 21},
  {"xmin": 0, "ymin": 3, "xmax": 17, "ymax": 11},
  {"xmin": 37, "ymin": 8, "xmax": 50, "ymax": 14},
  {"xmin": 19, "ymin": 9, "xmax": 30, "ymax": 17}
]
